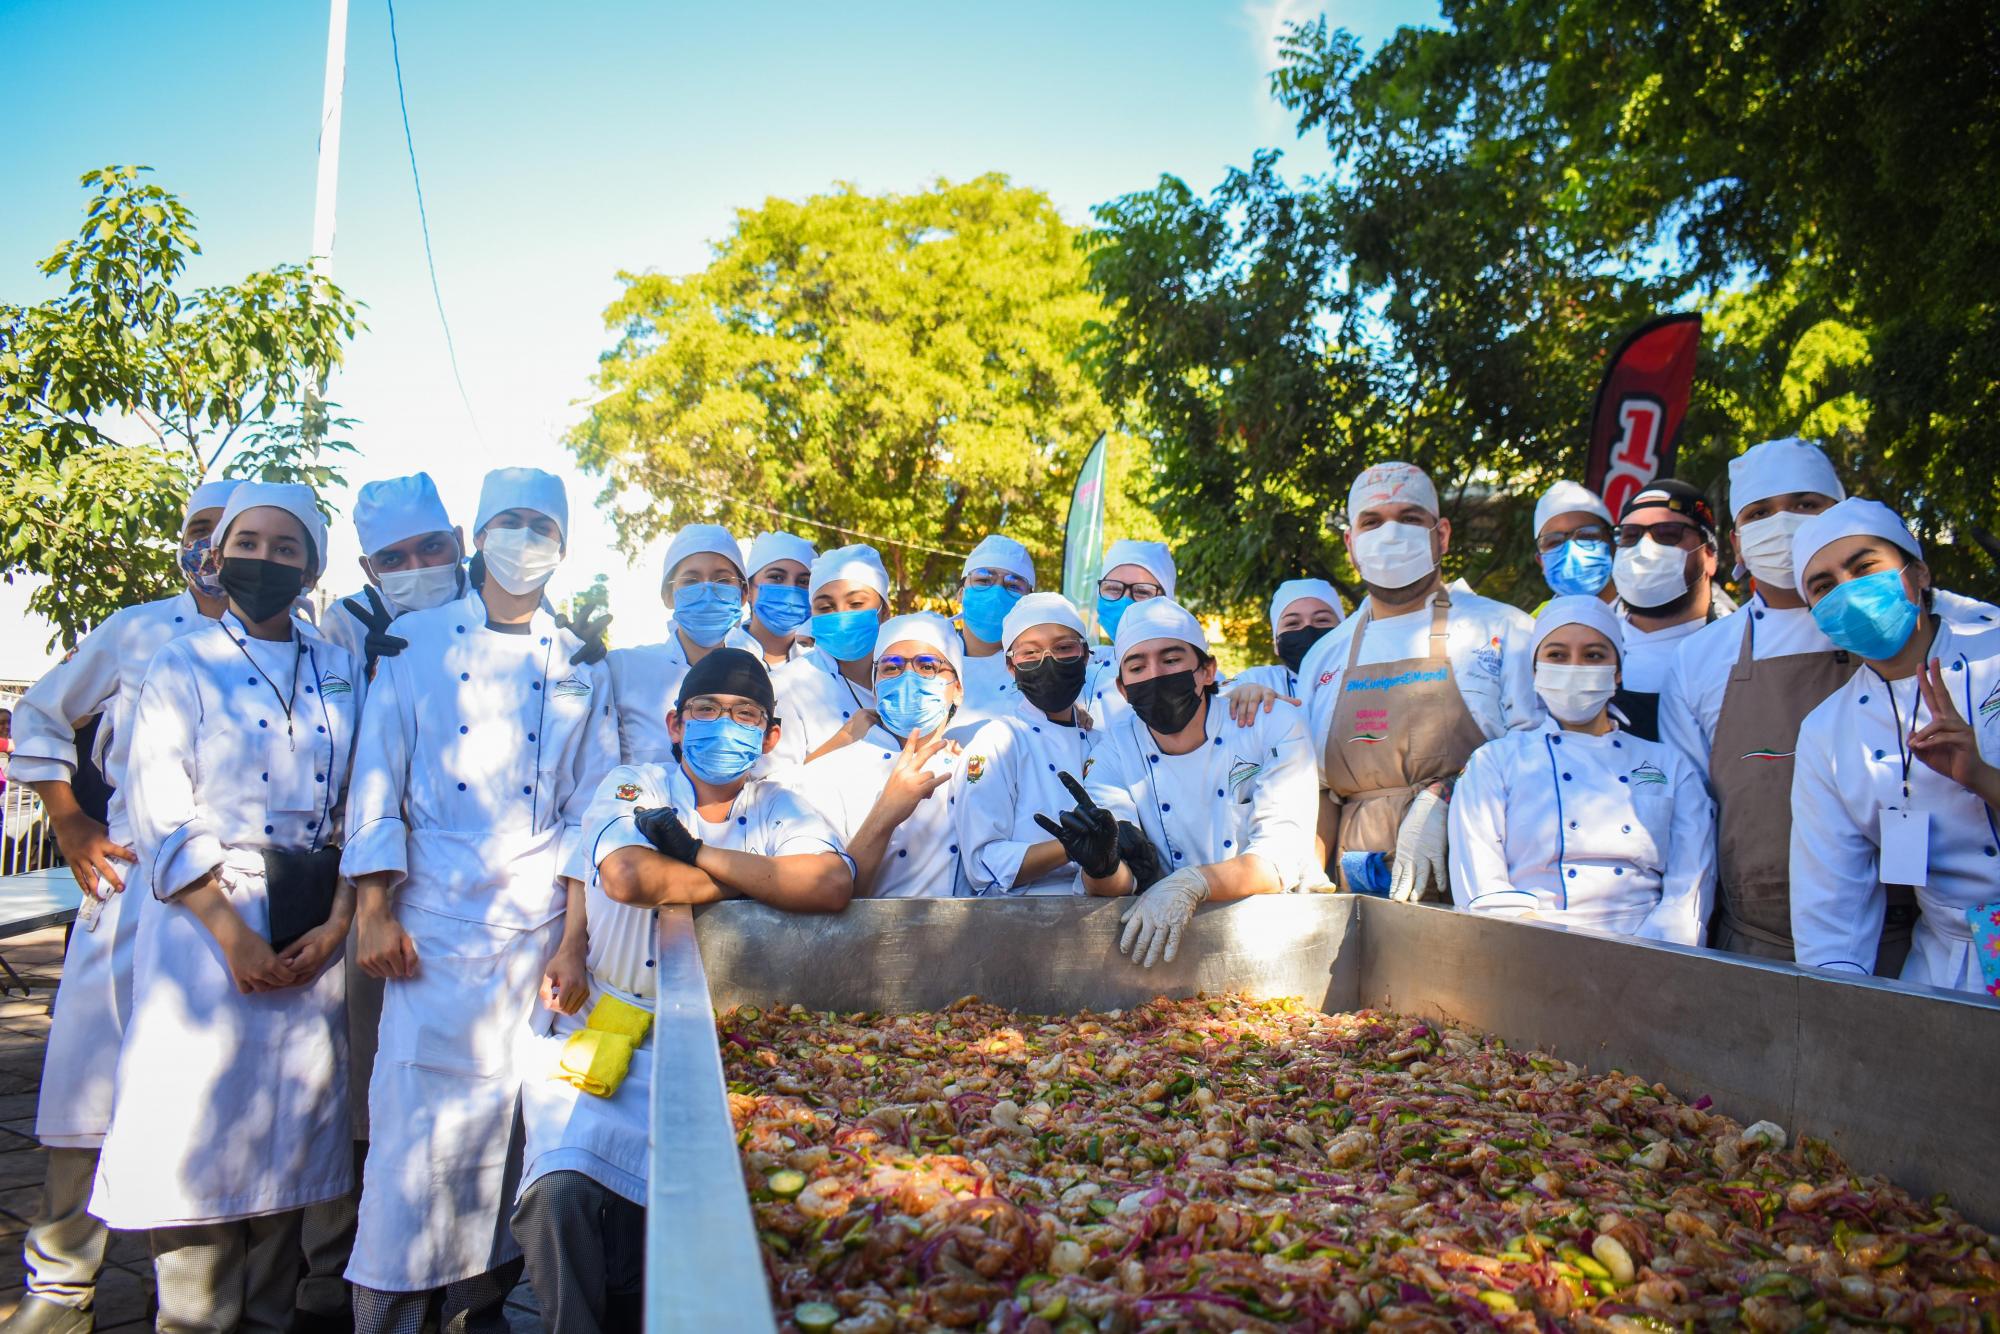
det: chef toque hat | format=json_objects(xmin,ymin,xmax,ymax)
[
  {"xmin": 1347, "ymin": 462, "xmax": 1439, "ymax": 525},
  {"xmin": 1001, "ymin": 592, "xmax": 1087, "ymax": 652},
  {"xmin": 661, "ymin": 522, "xmax": 743, "ymax": 585},
  {"xmin": 962, "ymin": 534, "xmax": 1036, "ymax": 588},
  {"xmin": 1532, "ymin": 594, "xmax": 1625, "ymax": 662},
  {"xmin": 873, "ymin": 611, "xmax": 964, "ymax": 677},
  {"xmin": 1102, "ymin": 540, "xmax": 1176, "ymax": 597},
  {"xmin": 1791, "ymin": 498, "xmax": 1922, "ymax": 585},
  {"xmin": 474, "ymin": 467, "xmax": 568, "ymax": 543},
  {"xmin": 1113, "ymin": 596, "xmax": 1209, "ymax": 667},
  {"xmin": 1532, "ymin": 481, "xmax": 1612, "ymax": 536},
  {"xmin": 1268, "ymin": 578, "xmax": 1346, "ymax": 633},
  {"xmin": 1727, "ymin": 437, "xmax": 1846, "ymax": 520},
  {"xmin": 745, "ymin": 531, "xmax": 816, "ymax": 580},
  {"xmin": 218, "ymin": 481, "xmax": 329, "ymax": 577},
  {"xmin": 809, "ymin": 543, "xmax": 890, "ymax": 600},
  {"xmin": 354, "ymin": 473, "xmax": 453, "ymax": 558},
  {"xmin": 183, "ymin": 478, "xmax": 243, "ymax": 527}
]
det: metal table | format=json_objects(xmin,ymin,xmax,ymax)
[
  {"xmin": 648, "ymin": 896, "xmax": 2000, "ymax": 1332},
  {"xmin": 0, "ymin": 868, "xmax": 83, "ymax": 994}
]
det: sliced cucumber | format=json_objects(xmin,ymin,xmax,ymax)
[
  {"xmin": 793, "ymin": 1300, "xmax": 839, "ymax": 1332},
  {"xmin": 767, "ymin": 1169, "xmax": 808, "ymax": 1199}
]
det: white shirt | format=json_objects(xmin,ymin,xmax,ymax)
[
  {"xmin": 957, "ymin": 650, "xmax": 1014, "ymax": 722},
  {"xmin": 767, "ymin": 647, "xmax": 876, "ymax": 772},
  {"xmin": 1083, "ymin": 696, "xmax": 1319, "ymax": 889},
  {"xmin": 1617, "ymin": 616, "xmax": 1707, "ymax": 697},
  {"xmin": 8, "ymin": 591, "xmax": 212, "ymax": 842},
  {"xmin": 954, "ymin": 699, "xmax": 1097, "ymax": 896},
  {"xmin": 572, "ymin": 761, "xmax": 849, "ymax": 998},
  {"xmin": 1789, "ymin": 620, "xmax": 2000, "ymax": 993},
  {"xmin": 792, "ymin": 721, "xmax": 974, "ymax": 898},
  {"xmin": 341, "ymin": 592, "xmax": 619, "ymax": 930},
  {"xmin": 1448, "ymin": 718, "xmax": 1714, "ymax": 945},
  {"xmin": 1295, "ymin": 591, "xmax": 1540, "ymax": 780},
  {"xmin": 604, "ymin": 624, "xmax": 762, "ymax": 765},
  {"xmin": 1228, "ymin": 663, "xmax": 1298, "ymax": 697}
]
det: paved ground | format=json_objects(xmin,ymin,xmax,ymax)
[{"xmin": 0, "ymin": 926, "xmax": 546, "ymax": 1332}]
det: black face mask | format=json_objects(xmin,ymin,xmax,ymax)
[
  {"xmin": 1275, "ymin": 624, "xmax": 1333, "ymax": 674},
  {"xmin": 220, "ymin": 556, "xmax": 305, "ymax": 624},
  {"xmin": 1013, "ymin": 653, "xmax": 1089, "ymax": 715},
  {"xmin": 1125, "ymin": 668, "xmax": 1206, "ymax": 736}
]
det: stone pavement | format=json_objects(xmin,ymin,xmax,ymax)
[{"xmin": 0, "ymin": 926, "xmax": 546, "ymax": 1332}]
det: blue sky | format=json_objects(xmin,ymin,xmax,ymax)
[{"xmin": 0, "ymin": 0, "xmax": 1435, "ymax": 675}]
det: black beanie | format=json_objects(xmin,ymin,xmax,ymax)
[{"xmin": 676, "ymin": 647, "xmax": 776, "ymax": 716}]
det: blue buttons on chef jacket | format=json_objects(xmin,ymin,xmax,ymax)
[
  {"xmin": 460, "ymin": 725, "xmax": 469, "ymax": 734},
  {"xmin": 1216, "ymin": 789, "xmax": 1225, "ymax": 797},
  {"xmin": 261, "ymin": 772, "xmax": 268, "ymax": 782},
  {"xmin": 1618, "ymin": 775, "xmax": 1629, "ymax": 783},
  {"xmin": 457, "ymin": 624, "xmax": 466, "ymax": 633},
  {"xmin": 305, "ymin": 685, "xmax": 314, "ymax": 695},
  {"xmin": 737, "ymin": 816, "xmax": 747, "ymax": 825},
  {"xmin": 540, "ymin": 636, "xmax": 550, "ymax": 646},
  {"xmin": 949, "ymin": 845, "xmax": 958, "ymax": 854},
  {"xmin": 1860, "ymin": 694, "xmax": 1869, "ymax": 704},
  {"xmin": 1612, "ymin": 739, "xmax": 1622, "ymax": 748},
  {"xmin": 1874, "ymin": 749, "xmax": 1885, "ymax": 760},
  {"xmin": 528, "ymin": 732, "xmax": 536, "ymax": 741},
  {"xmin": 316, "ymin": 773, "xmax": 325, "ymax": 783},
  {"xmin": 460, "ymin": 673, "xmax": 470, "ymax": 681},
  {"xmin": 532, "ymin": 681, "xmax": 541, "ymax": 691},
  {"xmin": 174, "ymin": 615, "xmax": 184, "ymax": 623},
  {"xmin": 1172, "ymin": 850, "xmax": 1183, "ymax": 860},
  {"xmin": 264, "ymin": 824, "xmax": 274, "ymax": 834},
  {"xmin": 1569, "ymin": 820, "xmax": 1577, "ymax": 829},
  {"xmin": 1562, "ymin": 771, "xmax": 1572, "ymax": 781},
  {"xmin": 1552, "ymin": 735, "xmax": 1562, "ymax": 745},
  {"xmin": 522, "ymin": 785, "xmax": 532, "ymax": 795},
  {"xmin": 841, "ymin": 710, "xmax": 851, "ymax": 719},
  {"xmin": 1162, "ymin": 802, "xmax": 1172, "ymax": 812},
  {"xmin": 1614, "ymin": 867, "xmax": 1624, "ymax": 875},
  {"xmin": 259, "ymin": 719, "xmax": 268, "ymax": 729},
  {"xmin": 1032, "ymin": 725, "xmax": 1041, "ymax": 733},
  {"xmin": 1985, "ymin": 846, "xmax": 1996, "ymax": 857},
  {"xmin": 1223, "ymin": 840, "xmax": 1232, "ymax": 849},
  {"xmin": 247, "ymin": 676, "xmax": 257, "ymax": 685},
  {"xmin": 1621, "ymin": 824, "xmax": 1631, "ymax": 833},
  {"xmin": 1753, "ymin": 609, "xmax": 1764, "ymax": 620},
  {"xmin": 317, "ymin": 724, "xmax": 325, "ymax": 733},
  {"xmin": 1047, "ymin": 763, "xmax": 1056, "ymax": 771},
  {"xmin": 1149, "ymin": 754, "xmax": 1159, "ymax": 764},
  {"xmin": 897, "ymin": 849, "xmax": 908, "ymax": 858},
  {"xmin": 458, "ymin": 782, "xmax": 467, "ymax": 791}
]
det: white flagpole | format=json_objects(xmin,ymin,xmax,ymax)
[{"xmin": 311, "ymin": 0, "xmax": 349, "ymax": 280}]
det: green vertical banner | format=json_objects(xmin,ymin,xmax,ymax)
[{"xmin": 1061, "ymin": 433, "xmax": 1109, "ymax": 633}]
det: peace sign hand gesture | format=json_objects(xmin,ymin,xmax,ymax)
[
  {"xmin": 342, "ymin": 586, "xmax": 410, "ymax": 677},
  {"xmin": 560, "ymin": 609, "xmax": 613, "ymax": 666},
  {"xmin": 1909, "ymin": 657, "xmax": 1997, "ymax": 799},
  {"xmin": 1033, "ymin": 771, "xmax": 1121, "ymax": 879},
  {"xmin": 877, "ymin": 724, "xmax": 958, "ymax": 824}
]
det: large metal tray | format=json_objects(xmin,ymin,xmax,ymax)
[{"xmin": 647, "ymin": 896, "xmax": 2000, "ymax": 1332}]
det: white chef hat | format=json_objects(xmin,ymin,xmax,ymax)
[
  {"xmin": 745, "ymin": 531, "xmax": 816, "ymax": 580},
  {"xmin": 1347, "ymin": 461, "xmax": 1439, "ymax": 525},
  {"xmin": 963, "ymin": 534, "xmax": 1036, "ymax": 588},
  {"xmin": 1532, "ymin": 480, "xmax": 1612, "ymax": 536},
  {"xmin": 474, "ymin": 467, "xmax": 568, "ymax": 543},
  {"xmin": 1001, "ymin": 591, "xmax": 1087, "ymax": 652},
  {"xmin": 1268, "ymin": 578, "xmax": 1346, "ymax": 632},
  {"xmin": 1113, "ymin": 595, "xmax": 1209, "ymax": 667},
  {"xmin": 1727, "ymin": 437, "xmax": 1846, "ymax": 520},
  {"xmin": 660, "ymin": 522, "xmax": 743, "ymax": 585},
  {"xmin": 183, "ymin": 478, "xmax": 243, "ymax": 527},
  {"xmin": 218, "ymin": 481, "xmax": 329, "ymax": 577},
  {"xmin": 1791, "ymin": 498, "xmax": 1921, "ymax": 585},
  {"xmin": 1103, "ymin": 539, "xmax": 1177, "ymax": 597},
  {"xmin": 809, "ymin": 543, "xmax": 890, "ymax": 599},
  {"xmin": 873, "ymin": 611, "xmax": 964, "ymax": 677},
  {"xmin": 353, "ymin": 472, "xmax": 453, "ymax": 558},
  {"xmin": 1532, "ymin": 594, "xmax": 1625, "ymax": 661}
]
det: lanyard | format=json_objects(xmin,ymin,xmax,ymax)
[{"xmin": 228, "ymin": 626, "xmax": 305, "ymax": 751}]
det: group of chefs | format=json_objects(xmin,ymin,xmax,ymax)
[{"xmin": 0, "ymin": 433, "xmax": 1994, "ymax": 1333}]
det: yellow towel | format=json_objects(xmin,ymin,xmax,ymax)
[
  {"xmin": 585, "ymin": 991, "xmax": 654, "ymax": 1042},
  {"xmin": 556, "ymin": 1029, "xmax": 635, "ymax": 1098}
]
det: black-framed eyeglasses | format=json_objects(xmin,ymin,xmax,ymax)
[
  {"xmin": 680, "ymin": 697, "xmax": 769, "ymax": 728},
  {"xmin": 1007, "ymin": 640, "xmax": 1089, "ymax": 668},
  {"xmin": 1535, "ymin": 524, "xmax": 1613, "ymax": 554},
  {"xmin": 1615, "ymin": 520, "xmax": 1705, "ymax": 549},
  {"xmin": 1097, "ymin": 577, "xmax": 1164, "ymax": 601},
  {"xmin": 876, "ymin": 653, "xmax": 957, "ymax": 681},
  {"xmin": 963, "ymin": 567, "xmax": 1033, "ymax": 594}
]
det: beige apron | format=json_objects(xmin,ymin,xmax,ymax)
[
  {"xmin": 1707, "ymin": 617, "xmax": 1916, "ymax": 972},
  {"xmin": 1323, "ymin": 591, "xmax": 1489, "ymax": 895}
]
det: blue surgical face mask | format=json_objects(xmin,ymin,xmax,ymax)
[
  {"xmin": 1539, "ymin": 539, "xmax": 1614, "ymax": 598},
  {"xmin": 1096, "ymin": 594, "xmax": 1132, "ymax": 637},
  {"xmin": 1811, "ymin": 567, "xmax": 1920, "ymax": 661},
  {"xmin": 961, "ymin": 584, "xmax": 1021, "ymax": 645},
  {"xmin": 752, "ymin": 584, "xmax": 810, "ymax": 636},
  {"xmin": 810, "ymin": 607, "xmax": 880, "ymax": 663},
  {"xmin": 679, "ymin": 716, "xmax": 767, "ymax": 784},
  {"xmin": 672, "ymin": 582, "xmax": 745, "ymax": 648},
  {"xmin": 180, "ymin": 538, "xmax": 226, "ymax": 599},
  {"xmin": 876, "ymin": 671, "xmax": 953, "ymax": 738}
]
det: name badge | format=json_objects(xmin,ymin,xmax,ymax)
[{"xmin": 1878, "ymin": 807, "xmax": 1930, "ymax": 887}]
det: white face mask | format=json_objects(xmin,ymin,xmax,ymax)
[
  {"xmin": 376, "ymin": 561, "xmax": 461, "ymax": 615},
  {"xmin": 481, "ymin": 527, "xmax": 562, "ymax": 595},
  {"xmin": 1535, "ymin": 662, "xmax": 1619, "ymax": 725},
  {"xmin": 1612, "ymin": 537, "xmax": 1692, "ymax": 609},
  {"xmin": 1350, "ymin": 520, "xmax": 1437, "ymax": 589},
  {"xmin": 1735, "ymin": 510, "xmax": 1808, "ymax": 590}
]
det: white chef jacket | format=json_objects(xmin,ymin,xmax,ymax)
[
  {"xmin": 768, "ymin": 646, "xmax": 876, "ymax": 772},
  {"xmin": 957, "ymin": 649, "xmax": 1014, "ymax": 722},
  {"xmin": 1082, "ymin": 695, "xmax": 1318, "ymax": 889},
  {"xmin": 1790, "ymin": 620, "xmax": 2000, "ymax": 992},
  {"xmin": 1617, "ymin": 615, "xmax": 1706, "ymax": 697},
  {"xmin": 605, "ymin": 623, "xmax": 762, "ymax": 765},
  {"xmin": 91, "ymin": 614, "xmax": 361, "ymax": 1227},
  {"xmin": 1296, "ymin": 591, "xmax": 1539, "ymax": 781},
  {"xmin": 792, "ymin": 720, "xmax": 977, "ymax": 897},
  {"xmin": 341, "ymin": 591, "xmax": 618, "ymax": 929},
  {"xmin": 1228, "ymin": 663, "xmax": 1299, "ymax": 697},
  {"xmin": 954, "ymin": 698, "xmax": 1097, "ymax": 896},
  {"xmin": 1447, "ymin": 717, "xmax": 1715, "ymax": 945},
  {"xmin": 318, "ymin": 593, "xmax": 370, "ymax": 664}
]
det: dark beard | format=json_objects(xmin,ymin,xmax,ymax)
[
  {"xmin": 1362, "ymin": 570, "xmax": 1441, "ymax": 606},
  {"xmin": 1625, "ymin": 583, "xmax": 1699, "ymax": 619}
]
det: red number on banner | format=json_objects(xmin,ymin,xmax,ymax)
[{"xmin": 1602, "ymin": 395, "xmax": 1666, "ymax": 516}]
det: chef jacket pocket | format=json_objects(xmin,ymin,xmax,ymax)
[{"xmin": 405, "ymin": 948, "xmax": 514, "ymax": 1078}]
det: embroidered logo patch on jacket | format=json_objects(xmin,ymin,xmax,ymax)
[
  {"xmin": 551, "ymin": 674, "xmax": 592, "ymax": 699},
  {"xmin": 615, "ymin": 783, "xmax": 640, "ymax": 801},
  {"xmin": 1227, "ymin": 758, "xmax": 1262, "ymax": 792},
  {"xmin": 318, "ymin": 673, "xmax": 353, "ymax": 698},
  {"xmin": 1630, "ymin": 760, "xmax": 1669, "ymax": 786}
]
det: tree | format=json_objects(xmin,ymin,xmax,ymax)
[
  {"xmin": 0, "ymin": 166, "xmax": 362, "ymax": 647},
  {"xmin": 568, "ymin": 175, "xmax": 1145, "ymax": 605}
]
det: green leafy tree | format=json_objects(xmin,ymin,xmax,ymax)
[
  {"xmin": 568, "ymin": 175, "xmax": 1140, "ymax": 606},
  {"xmin": 0, "ymin": 166, "xmax": 363, "ymax": 647}
]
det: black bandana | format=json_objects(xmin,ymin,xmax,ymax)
[{"xmin": 677, "ymin": 646, "xmax": 776, "ymax": 715}]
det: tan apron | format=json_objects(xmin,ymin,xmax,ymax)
[
  {"xmin": 1323, "ymin": 591, "xmax": 1489, "ymax": 895},
  {"xmin": 1707, "ymin": 617, "xmax": 1916, "ymax": 972}
]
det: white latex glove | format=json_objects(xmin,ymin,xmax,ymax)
[
  {"xmin": 1389, "ymin": 789, "xmax": 1448, "ymax": 902},
  {"xmin": 1117, "ymin": 867, "xmax": 1209, "ymax": 968}
]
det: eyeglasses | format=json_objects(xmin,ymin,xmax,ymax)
[
  {"xmin": 672, "ymin": 574, "xmax": 747, "ymax": 594},
  {"xmin": 1535, "ymin": 524, "xmax": 1613, "ymax": 554},
  {"xmin": 963, "ymin": 567, "xmax": 1033, "ymax": 594},
  {"xmin": 876, "ymin": 653, "xmax": 957, "ymax": 681},
  {"xmin": 1007, "ymin": 640, "xmax": 1088, "ymax": 668},
  {"xmin": 680, "ymin": 697, "xmax": 769, "ymax": 727},
  {"xmin": 1615, "ymin": 520, "xmax": 1707, "ymax": 549},
  {"xmin": 1097, "ymin": 577, "xmax": 1164, "ymax": 601}
]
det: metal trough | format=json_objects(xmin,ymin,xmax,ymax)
[{"xmin": 647, "ymin": 896, "xmax": 2000, "ymax": 1332}]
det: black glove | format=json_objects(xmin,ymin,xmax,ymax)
[
  {"xmin": 341, "ymin": 585, "xmax": 409, "ymax": 678},
  {"xmin": 633, "ymin": 805, "xmax": 703, "ymax": 865},
  {"xmin": 559, "ymin": 609, "xmax": 611, "ymax": 666},
  {"xmin": 1033, "ymin": 771, "xmax": 1120, "ymax": 879},
  {"xmin": 1117, "ymin": 820, "xmax": 1168, "ymax": 892}
]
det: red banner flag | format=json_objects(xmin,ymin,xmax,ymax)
[{"xmin": 1586, "ymin": 314, "xmax": 1702, "ymax": 518}]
